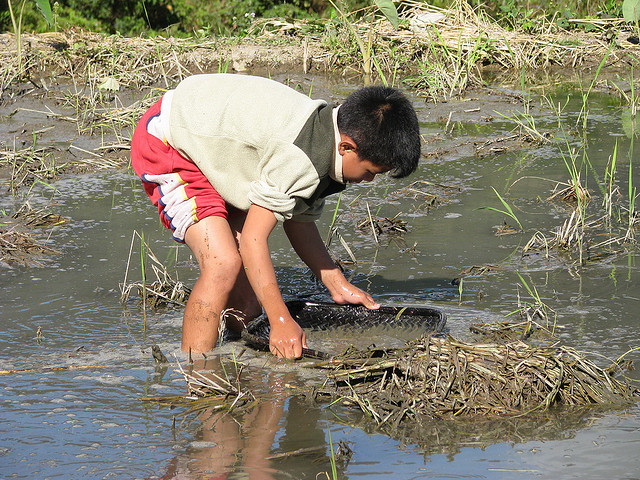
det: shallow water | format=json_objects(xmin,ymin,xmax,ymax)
[{"xmin": 1, "ymin": 75, "xmax": 639, "ymax": 479}]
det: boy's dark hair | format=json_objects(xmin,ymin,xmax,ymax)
[{"xmin": 337, "ymin": 86, "xmax": 420, "ymax": 178}]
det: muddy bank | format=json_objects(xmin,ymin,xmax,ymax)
[{"xmin": 1, "ymin": 11, "xmax": 639, "ymax": 82}]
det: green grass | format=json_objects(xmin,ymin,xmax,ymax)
[{"xmin": 479, "ymin": 187, "xmax": 524, "ymax": 231}]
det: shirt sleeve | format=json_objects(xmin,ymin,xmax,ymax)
[
  {"xmin": 291, "ymin": 198, "xmax": 325, "ymax": 222},
  {"xmin": 247, "ymin": 141, "xmax": 321, "ymax": 222}
]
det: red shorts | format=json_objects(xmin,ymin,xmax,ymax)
[{"xmin": 130, "ymin": 99, "xmax": 232, "ymax": 242}]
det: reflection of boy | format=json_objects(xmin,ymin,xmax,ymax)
[{"xmin": 131, "ymin": 74, "xmax": 420, "ymax": 359}]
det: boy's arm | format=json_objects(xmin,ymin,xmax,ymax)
[
  {"xmin": 239, "ymin": 204, "xmax": 307, "ymax": 359},
  {"xmin": 283, "ymin": 219, "xmax": 380, "ymax": 309}
]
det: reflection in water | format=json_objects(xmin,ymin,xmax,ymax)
[
  {"xmin": 389, "ymin": 408, "xmax": 600, "ymax": 458},
  {"xmin": 151, "ymin": 358, "xmax": 335, "ymax": 480},
  {"xmin": 331, "ymin": 402, "xmax": 612, "ymax": 462}
]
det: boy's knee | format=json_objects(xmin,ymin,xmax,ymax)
[{"xmin": 200, "ymin": 252, "xmax": 243, "ymax": 283}]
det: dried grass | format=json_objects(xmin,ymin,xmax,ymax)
[
  {"xmin": 0, "ymin": 141, "xmax": 123, "ymax": 192},
  {"xmin": 522, "ymin": 209, "xmax": 630, "ymax": 265},
  {"xmin": 0, "ymin": 228, "xmax": 59, "ymax": 266},
  {"xmin": 0, "ymin": 203, "xmax": 66, "ymax": 266},
  {"xmin": 142, "ymin": 357, "xmax": 256, "ymax": 416},
  {"xmin": 390, "ymin": 180, "xmax": 461, "ymax": 213},
  {"xmin": 547, "ymin": 178, "xmax": 592, "ymax": 204},
  {"xmin": 357, "ymin": 215, "xmax": 408, "ymax": 236},
  {"xmin": 12, "ymin": 202, "xmax": 69, "ymax": 228},
  {"xmin": 386, "ymin": 1, "xmax": 607, "ymax": 70},
  {"xmin": 0, "ymin": 144, "xmax": 62, "ymax": 192},
  {"xmin": 311, "ymin": 333, "xmax": 638, "ymax": 422},
  {"xmin": 146, "ymin": 321, "xmax": 636, "ymax": 429},
  {"xmin": 120, "ymin": 257, "xmax": 191, "ymax": 309},
  {"xmin": 123, "ymin": 278, "xmax": 191, "ymax": 308}
]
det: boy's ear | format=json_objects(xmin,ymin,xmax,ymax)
[{"xmin": 338, "ymin": 133, "xmax": 358, "ymax": 155}]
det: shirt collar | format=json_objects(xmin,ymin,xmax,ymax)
[{"xmin": 330, "ymin": 105, "xmax": 344, "ymax": 184}]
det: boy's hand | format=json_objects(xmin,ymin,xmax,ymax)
[
  {"xmin": 240, "ymin": 205, "xmax": 308, "ymax": 359},
  {"xmin": 283, "ymin": 219, "xmax": 380, "ymax": 311},
  {"xmin": 330, "ymin": 279, "xmax": 381, "ymax": 310},
  {"xmin": 269, "ymin": 315, "xmax": 307, "ymax": 359}
]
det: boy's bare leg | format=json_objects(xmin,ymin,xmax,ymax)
[
  {"xmin": 182, "ymin": 216, "xmax": 246, "ymax": 353},
  {"xmin": 227, "ymin": 211, "xmax": 262, "ymax": 323},
  {"xmin": 182, "ymin": 214, "xmax": 261, "ymax": 353}
]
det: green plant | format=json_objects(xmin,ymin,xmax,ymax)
[
  {"xmin": 623, "ymin": 0, "xmax": 640, "ymax": 38},
  {"xmin": 404, "ymin": 21, "xmax": 500, "ymax": 100},
  {"xmin": 624, "ymin": 68, "xmax": 638, "ymax": 117},
  {"xmin": 508, "ymin": 273, "xmax": 557, "ymax": 331},
  {"xmin": 495, "ymin": 108, "xmax": 549, "ymax": 143},
  {"xmin": 463, "ymin": 0, "xmax": 622, "ymax": 27},
  {"xmin": 495, "ymin": 0, "xmax": 538, "ymax": 31},
  {"xmin": 603, "ymin": 141, "xmax": 619, "ymax": 220},
  {"xmin": 139, "ymin": 230, "xmax": 148, "ymax": 329},
  {"xmin": 327, "ymin": 0, "xmax": 399, "ymax": 77},
  {"xmin": 325, "ymin": 193, "xmax": 343, "ymax": 245},
  {"xmin": 7, "ymin": 0, "xmax": 52, "ymax": 74},
  {"xmin": 553, "ymin": 142, "xmax": 591, "ymax": 262},
  {"xmin": 327, "ymin": 429, "xmax": 339, "ymax": 480},
  {"xmin": 577, "ymin": 44, "xmax": 612, "ymax": 130},
  {"xmin": 480, "ymin": 187, "xmax": 524, "ymax": 230},
  {"xmin": 625, "ymin": 143, "xmax": 637, "ymax": 240}
]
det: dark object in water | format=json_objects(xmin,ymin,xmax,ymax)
[
  {"xmin": 241, "ymin": 300, "xmax": 447, "ymax": 359},
  {"xmin": 151, "ymin": 344, "xmax": 168, "ymax": 364}
]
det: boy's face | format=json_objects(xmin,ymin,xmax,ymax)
[
  {"xmin": 339, "ymin": 135, "xmax": 391, "ymax": 183},
  {"xmin": 342, "ymin": 156, "xmax": 390, "ymax": 183}
]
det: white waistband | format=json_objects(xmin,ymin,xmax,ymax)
[{"xmin": 147, "ymin": 89, "xmax": 174, "ymax": 145}]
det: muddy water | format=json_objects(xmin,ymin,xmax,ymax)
[{"xmin": 1, "ymin": 76, "xmax": 639, "ymax": 479}]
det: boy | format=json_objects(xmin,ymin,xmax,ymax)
[{"xmin": 131, "ymin": 74, "xmax": 420, "ymax": 359}]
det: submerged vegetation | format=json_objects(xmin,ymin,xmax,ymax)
[{"xmin": 0, "ymin": 202, "xmax": 67, "ymax": 266}]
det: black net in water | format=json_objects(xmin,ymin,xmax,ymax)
[{"xmin": 242, "ymin": 300, "xmax": 447, "ymax": 358}]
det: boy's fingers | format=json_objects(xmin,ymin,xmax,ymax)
[
  {"xmin": 365, "ymin": 298, "xmax": 381, "ymax": 309},
  {"xmin": 357, "ymin": 292, "xmax": 380, "ymax": 309},
  {"xmin": 270, "ymin": 340, "xmax": 304, "ymax": 359},
  {"xmin": 270, "ymin": 343, "xmax": 284, "ymax": 358}
]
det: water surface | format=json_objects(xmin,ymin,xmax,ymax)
[{"xmin": 1, "ymin": 75, "xmax": 639, "ymax": 479}]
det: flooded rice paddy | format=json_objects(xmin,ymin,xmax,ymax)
[{"xmin": 1, "ymin": 75, "xmax": 639, "ymax": 479}]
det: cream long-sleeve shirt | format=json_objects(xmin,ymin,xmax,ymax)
[{"xmin": 151, "ymin": 74, "xmax": 345, "ymax": 222}]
